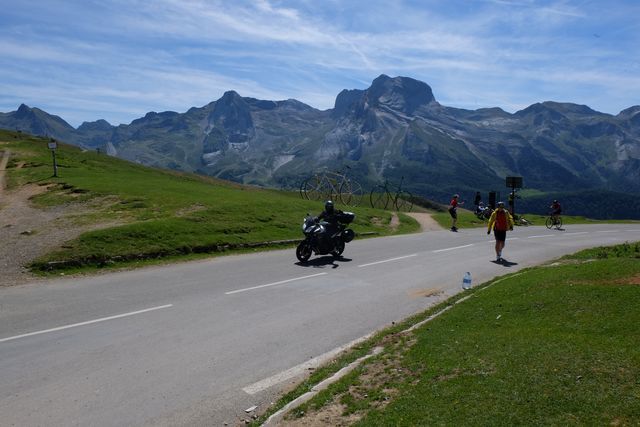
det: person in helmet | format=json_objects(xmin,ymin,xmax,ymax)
[
  {"xmin": 549, "ymin": 199, "xmax": 562, "ymax": 224},
  {"xmin": 487, "ymin": 201, "xmax": 514, "ymax": 262},
  {"xmin": 316, "ymin": 200, "xmax": 343, "ymax": 237}
]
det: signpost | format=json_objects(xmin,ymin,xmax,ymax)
[
  {"xmin": 505, "ymin": 176, "xmax": 523, "ymax": 215},
  {"xmin": 48, "ymin": 139, "xmax": 58, "ymax": 177}
]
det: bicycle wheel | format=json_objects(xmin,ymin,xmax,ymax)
[
  {"xmin": 299, "ymin": 178, "xmax": 311, "ymax": 200},
  {"xmin": 304, "ymin": 175, "xmax": 324, "ymax": 201},
  {"xmin": 317, "ymin": 175, "xmax": 338, "ymax": 202},
  {"xmin": 555, "ymin": 217, "xmax": 563, "ymax": 230},
  {"xmin": 545, "ymin": 217, "xmax": 553, "ymax": 229},
  {"xmin": 394, "ymin": 191, "xmax": 413, "ymax": 212},
  {"xmin": 339, "ymin": 179, "xmax": 364, "ymax": 207},
  {"xmin": 370, "ymin": 186, "xmax": 390, "ymax": 209}
]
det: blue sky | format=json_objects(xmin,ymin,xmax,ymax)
[{"xmin": 1, "ymin": 0, "xmax": 638, "ymax": 127}]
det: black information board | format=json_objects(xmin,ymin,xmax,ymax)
[{"xmin": 505, "ymin": 176, "xmax": 523, "ymax": 188}]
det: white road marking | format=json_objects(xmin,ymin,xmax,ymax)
[
  {"xmin": 432, "ymin": 244, "xmax": 474, "ymax": 253},
  {"xmin": 225, "ymin": 273, "xmax": 327, "ymax": 295},
  {"xmin": 357, "ymin": 254, "xmax": 418, "ymax": 267},
  {"xmin": 243, "ymin": 333, "xmax": 374, "ymax": 395},
  {"xmin": 596, "ymin": 230, "xmax": 619, "ymax": 233},
  {"xmin": 0, "ymin": 304, "xmax": 173, "ymax": 344},
  {"xmin": 564, "ymin": 232, "xmax": 590, "ymax": 236},
  {"xmin": 527, "ymin": 235, "xmax": 556, "ymax": 239}
]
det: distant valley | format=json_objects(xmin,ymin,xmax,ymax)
[{"xmin": 2, "ymin": 75, "xmax": 639, "ymax": 219}]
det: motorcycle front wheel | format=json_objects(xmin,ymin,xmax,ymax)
[
  {"xmin": 296, "ymin": 241, "xmax": 312, "ymax": 262},
  {"xmin": 331, "ymin": 239, "xmax": 345, "ymax": 258}
]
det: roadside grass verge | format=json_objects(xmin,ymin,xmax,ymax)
[
  {"xmin": 256, "ymin": 242, "xmax": 640, "ymax": 426},
  {"xmin": 0, "ymin": 130, "xmax": 419, "ymax": 273}
]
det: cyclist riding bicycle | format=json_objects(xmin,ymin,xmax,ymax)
[{"xmin": 549, "ymin": 200, "xmax": 562, "ymax": 224}]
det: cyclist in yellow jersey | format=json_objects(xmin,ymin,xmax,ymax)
[{"xmin": 487, "ymin": 202, "xmax": 515, "ymax": 262}]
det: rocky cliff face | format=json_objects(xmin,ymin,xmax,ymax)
[{"xmin": 2, "ymin": 75, "xmax": 639, "ymax": 206}]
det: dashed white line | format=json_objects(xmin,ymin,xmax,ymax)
[
  {"xmin": 0, "ymin": 304, "xmax": 173, "ymax": 344},
  {"xmin": 596, "ymin": 230, "xmax": 620, "ymax": 233},
  {"xmin": 564, "ymin": 232, "xmax": 590, "ymax": 236},
  {"xmin": 432, "ymin": 244, "xmax": 474, "ymax": 253},
  {"xmin": 358, "ymin": 254, "xmax": 418, "ymax": 267},
  {"xmin": 527, "ymin": 235, "xmax": 556, "ymax": 239},
  {"xmin": 225, "ymin": 273, "xmax": 327, "ymax": 295}
]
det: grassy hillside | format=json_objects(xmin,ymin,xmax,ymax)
[{"xmin": 0, "ymin": 130, "xmax": 419, "ymax": 272}]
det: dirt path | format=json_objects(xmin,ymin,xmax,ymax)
[
  {"xmin": 0, "ymin": 149, "xmax": 121, "ymax": 286},
  {"xmin": 405, "ymin": 212, "xmax": 444, "ymax": 231},
  {"xmin": 388, "ymin": 211, "xmax": 443, "ymax": 232}
]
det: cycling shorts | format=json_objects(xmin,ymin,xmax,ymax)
[{"xmin": 494, "ymin": 230, "xmax": 507, "ymax": 242}]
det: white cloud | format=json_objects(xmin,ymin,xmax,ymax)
[{"xmin": 0, "ymin": 0, "xmax": 638, "ymax": 124}]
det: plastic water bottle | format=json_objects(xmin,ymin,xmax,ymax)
[{"xmin": 462, "ymin": 272, "xmax": 472, "ymax": 290}]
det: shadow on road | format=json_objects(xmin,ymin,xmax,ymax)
[
  {"xmin": 491, "ymin": 259, "xmax": 519, "ymax": 267},
  {"xmin": 295, "ymin": 256, "xmax": 353, "ymax": 269}
]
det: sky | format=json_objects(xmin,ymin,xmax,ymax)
[{"xmin": 0, "ymin": 0, "xmax": 638, "ymax": 128}]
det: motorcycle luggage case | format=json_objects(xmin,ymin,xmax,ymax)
[
  {"xmin": 343, "ymin": 228, "xmax": 355, "ymax": 242},
  {"xmin": 337, "ymin": 212, "xmax": 355, "ymax": 224}
]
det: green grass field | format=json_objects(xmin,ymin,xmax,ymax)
[
  {"xmin": 0, "ymin": 130, "xmax": 419, "ymax": 273},
  {"xmin": 262, "ymin": 242, "xmax": 640, "ymax": 426}
]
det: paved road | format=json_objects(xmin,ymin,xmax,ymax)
[{"xmin": 1, "ymin": 224, "xmax": 639, "ymax": 426}]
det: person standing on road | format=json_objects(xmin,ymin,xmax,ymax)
[
  {"xmin": 487, "ymin": 201, "xmax": 514, "ymax": 262},
  {"xmin": 449, "ymin": 194, "xmax": 463, "ymax": 232}
]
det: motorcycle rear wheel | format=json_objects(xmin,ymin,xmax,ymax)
[{"xmin": 296, "ymin": 242, "xmax": 312, "ymax": 262}]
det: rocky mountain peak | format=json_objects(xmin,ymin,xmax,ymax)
[
  {"xmin": 618, "ymin": 106, "xmax": 640, "ymax": 119},
  {"xmin": 366, "ymin": 74, "xmax": 436, "ymax": 114},
  {"xmin": 333, "ymin": 89, "xmax": 364, "ymax": 118},
  {"xmin": 77, "ymin": 119, "xmax": 113, "ymax": 132},
  {"xmin": 209, "ymin": 90, "xmax": 253, "ymax": 137},
  {"xmin": 15, "ymin": 103, "xmax": 34, "ymax": 119}
]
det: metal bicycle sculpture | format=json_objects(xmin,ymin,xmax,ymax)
[
  {"xmin": 369, "ymin": 176, "xmax": 414, "ymax": 211},
  {"xmin": 299, "ymin": 167, "xmax": 364, "ymax": 207}
]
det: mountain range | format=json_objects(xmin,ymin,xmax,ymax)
[{"xmin": 2, "ymin": 75, "xmax": 639, "ymax": 219}]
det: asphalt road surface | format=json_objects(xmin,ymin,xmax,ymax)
[{"xmin": 1, "ymin": 224, "xmax": 639, "ymax": 426}]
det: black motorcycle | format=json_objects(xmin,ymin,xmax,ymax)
[{"xmin": 295, "ymin": 211, "xmax": 356, "ymax": 262}]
